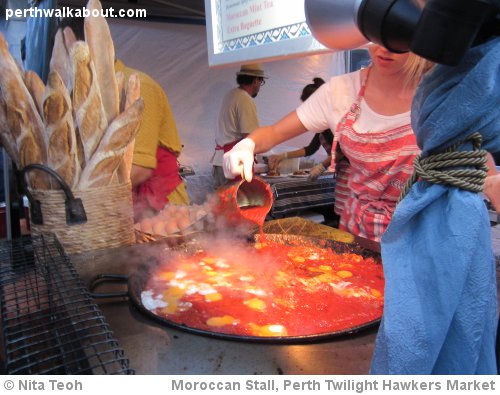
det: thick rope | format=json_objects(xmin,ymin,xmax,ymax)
[{"xmin": 399, "ymin": 132, "xmax": 488, "ymax": 202}]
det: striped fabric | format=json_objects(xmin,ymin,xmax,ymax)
[
  {"xmin": 331, "ymin": 68, "xmax": 420, "ymax": 242},
  {"xmin": 333, "ymin": 159, "xmax": 350, "ymax": 217},
  {"xmin": 265, "ymin": 175, "xmax": 336, "ymax": 217},
  {"xmin": 338, "ymin": 123, "xmax": 419, "ymax": 242}
]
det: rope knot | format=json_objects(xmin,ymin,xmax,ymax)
[{"xmin": 399, "ymin": 132, "xmax": 488, "ymax": 202}]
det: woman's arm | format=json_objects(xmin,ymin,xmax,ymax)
[
  {"xmin": 267, "ymin": 147, "xmax": 306, "ymax": 173},
  {"xmin": 308, "ymin": 155, "xmax": 332, "ymax": 181},
  {"xmin": 303, "ymin": 133, "xmax": 322, "ymax": 157},
  {"xmin": 283, "ymin": 147, "xmax": 307, "ymax": 159},
  {"xmin": 321, "ymin": 155, "xmax": 332, "ymax": 168},
  {"xmin": 224, "ymin": 111, "xmax": 309, "ymax": 181},
  {"xmin": 248, "ymin": 111, "xmax": 308, "ymax": 154}
]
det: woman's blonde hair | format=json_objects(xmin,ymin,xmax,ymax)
[{"xmin": 402, "ymin": 52, "xmax": 434, "ymax": 88}]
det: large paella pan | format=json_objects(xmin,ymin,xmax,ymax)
[{"xmin": 91, "ymin": 233, "xmax": 384, "ymax": 343}]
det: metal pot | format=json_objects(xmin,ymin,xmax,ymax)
[{"xmin": 211, "ymin": 177, "xmax": 273, "ymax": 228}]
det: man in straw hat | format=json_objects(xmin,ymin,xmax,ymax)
[{"xmin": 210, "ymin": 64, "xmax": 268, "ymax": 188}]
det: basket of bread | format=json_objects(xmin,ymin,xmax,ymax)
[{"xmin": 0, "ymin": 0, "xmax": 143, "ymax": 254}]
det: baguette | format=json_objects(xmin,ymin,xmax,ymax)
[
  {"xmin": 63, "ymin": 26, "xmax": 77, "ymax": 47},
  {"xmin": 60, "ymin": 27, "xmax": 83, "ymax": 170},
  {"xmin": 77, "ymin": 98, "xmax": 144, "ymax": 189},
  {"xmin": 0, "ymin": 91, "xmax": 20, "ymax": 166},
  {"xmin": 125, "ymin": 74, "xmax": 141, "ymax": 111},
  {"xmin": 114, "ymin": 71, "xmax": 129, "ymax": 183},
  {"xmin": 70, "ymin": 41, "xmax": 108, "ymax": 165},
  {"xmin": 0, "ymin": 33, "xmax": 49, "ymax": 189},
  {"xmin": 43, "ymin": 70, "xmax": 80, "ymax": 188},
  {"xmin": 85, "ymin": 0, "xmax": 119, "ymax": 124},
  {"xmin": 118, "ymin": 138, "xmax": 136, "ymax": 184},
  {"xmin": 115, "ymin": 71, "xmax": 125, "ymax": 113},
  {"xmin": 24, "ymin": 70, "xmax": 45, "ymax": 117},
  {"xmin": 117, "ymin": 74, "xmax": 142, "ymax": 183},
  {"xmin": 50, "ymin": 27, "xmax": 77, "ymax": 92}
]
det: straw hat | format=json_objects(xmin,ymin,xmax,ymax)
[{"xmin": 236, "ymin": 63, "xmax": 268, "ymax": 78}]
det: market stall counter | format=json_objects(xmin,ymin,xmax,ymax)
[{"xmin": 70, "ymin": 220, "xmax": 379, "ymax": 375}]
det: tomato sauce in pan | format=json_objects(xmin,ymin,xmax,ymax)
[{"xmin": 141, "ymin": 240, "xmax": 384, "ymax": 338}]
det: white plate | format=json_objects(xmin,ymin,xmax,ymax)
[{"xmin": 260, "ymin": 173, "xmax": 290, "ymax": 178}]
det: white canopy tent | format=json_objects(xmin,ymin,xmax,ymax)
[{"xmin": 108, "ymin": 18, "xmax": 345, "ymax": 201}]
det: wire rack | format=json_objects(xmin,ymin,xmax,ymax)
[{"xmin": 0, "ymin": 234, "xmax": 134, "ymax": 374}]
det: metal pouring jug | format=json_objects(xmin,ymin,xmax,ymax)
[{"xmin": 213, "ymin": 177, "xmax": 273, "ymax": 228}]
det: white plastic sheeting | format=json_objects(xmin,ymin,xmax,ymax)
[{"xmin": 109, "ymin": 18, "xmax": 345, "ymax": 201}]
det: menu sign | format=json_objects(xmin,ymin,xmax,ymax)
[
  {"xmin": 222, "ymin": 0, "xmax": 304, "ymax": 41},
  {"xmin": 205, "ymin": 0, "xmax": 331, "ymax": 66}
]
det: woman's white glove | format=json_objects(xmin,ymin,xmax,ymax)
[
  {"xmin": 223, "ymin": 138, "xmax": 255, "ymax": 182},
  {"xmin": 308, "ymin": 163, "xmax": 326, "ymax": 181}
]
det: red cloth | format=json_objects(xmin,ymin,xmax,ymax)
[
  {"xmin": 133, "ymin": 146, "xmax": 182, "ymax": 219},
  {"xmin": 215, "ymin": 139, "xmax": 242, "ymax": 153},
  {"xmin": 215, "ymin": 139, "xmax": 254, "ymax": 182}
]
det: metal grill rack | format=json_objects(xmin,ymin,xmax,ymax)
[{"xmin": 0, "ymin": 234, "xmax": 134, "ymax": 374}]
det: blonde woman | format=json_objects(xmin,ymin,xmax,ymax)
[{"xmin": 224, "ymin": 45, "xmax": 432, "ymax": 242}]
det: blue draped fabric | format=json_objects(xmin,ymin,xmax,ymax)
[
  {"xmin": 371, "ymin": 36, "xmax": 500, "ymax": 374},
  {"xmin": 24, "ymin": 0, "xmax": 58, "ymax": 82}
]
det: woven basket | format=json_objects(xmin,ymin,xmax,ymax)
[
  {"xmin": 24, "ymin": 165, "xmax": 136, "ymax": 254},
  {"xmin": 29, "ymin": 182, "xmax": 135, "ymax": 254}
]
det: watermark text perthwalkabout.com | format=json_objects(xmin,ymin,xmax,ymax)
[{"xmin": 5, "ymin": 6, "xmax": 147, "ymax": 21}]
